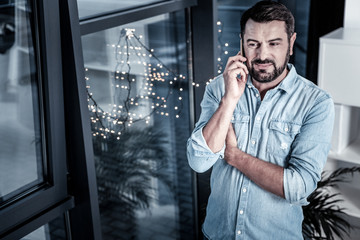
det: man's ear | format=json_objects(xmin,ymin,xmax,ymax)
[{"xmin": 289, "ymin": 32, "xmax": 297, "ymax": 56}]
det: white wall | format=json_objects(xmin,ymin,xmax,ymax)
[{"xmin": 344, "ymin": 0, "xmax": 360, "ymax": 28}]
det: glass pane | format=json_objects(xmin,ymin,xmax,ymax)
[
  {"xmin": 21, "ymin": 214, "xmax": 67, "ymax": 240},
  {"xmin": 0, "ymin": 1, "xmax": 44, "ymax": 202},
  {"xmin": 82, "ymin": 11, "xmax": 195, "ymax": 240},
  {"xmin": 77, "ymin": 0, "xmax": 167, "ymax": 20}
]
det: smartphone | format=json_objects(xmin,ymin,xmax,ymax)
[
  {"xmin": 237, "ymin": 36, "xmax": 245, "ymax": 80},
  {"xmin": 239, "ymin": 35, "xmax": 244, "ymax": 57}
]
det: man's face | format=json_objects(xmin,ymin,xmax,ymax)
[{"xmin": 243, "ymin": 19, "xmax": 296, "ymax": 83}]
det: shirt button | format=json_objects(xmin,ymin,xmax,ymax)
[
  {"xmin": 243, "ymin": 188, "xmax": 247, "ymax": 193},
  {"xmin": 255, "ymin": 93, "xmax": 259, "ymax": 98},
  {"xmin": 237, "ymin": 230, "xmax": 242, "ymax": 235},
  {"xmin": 248, "ymin": 85, "xmax": 252, "ymax": 89},
  {"xmin": 256, "ymin": 116, "xmax": 261, "ymax": 121},
  {"xmin": 251, "ymin": 140, "xmax": 256, "ymax": 145},
  {"xmin": 239, "ymin": 210, "xmax": 244, "ymax": 214},
  {"xmin": 284, "ymin": 127, "xmax": 289, "ymax": 132}
]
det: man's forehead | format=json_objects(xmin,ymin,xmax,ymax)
[{"xmin": 244, "ymin": 19, "xmax": 287, "ymax": 38}]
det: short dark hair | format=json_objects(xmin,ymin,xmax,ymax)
[{"xmin": 240, "ymin": 1, "xmax": 295, "ymax": 40}]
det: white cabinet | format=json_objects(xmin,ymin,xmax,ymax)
[
  {"xmin": 318, "ymin": 28, "xmax": 360, "ymax": 108},
  {"xmin": 318, "ymin": 27, "xmax": 360, "ymax": 229}
]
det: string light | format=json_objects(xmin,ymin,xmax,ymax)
[
  {"xmin": 86, "ymin": 28, "xmax": 187, "ymax": 139},
  {"xmin": 86, "ymin": 23, "xmax": 226, "ymax": 139}
]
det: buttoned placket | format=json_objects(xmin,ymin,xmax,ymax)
[
  {"xmin": 235, "ymin": 83, "xmax": 260, "ymax": 239},
  {"xmin": 236, "ymin": 83, "xmax": 269, "ymax": 239},
  {"xmin": 235, "ymin": 176, "xmax": 250, "ymax": 239},
  {"xmin": 248, "ymin": 84, "xmax": 263, "ymax": 156}
]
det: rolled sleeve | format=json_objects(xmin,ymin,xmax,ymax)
[
  {"xmin": 283, "ymin": 96, "xmax": 334, "ymax": 205},
  {"xmin": 187, "ymin": 75, "xmax": 225, "ymax": 173},
  {"xmin": 187, "ymin": 126, "xmax": 225, "ymax": 173}
]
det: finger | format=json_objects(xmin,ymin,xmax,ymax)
[
  {"xmin": 240, "ymin": 69, "xmax": 248, "ymax": 83},
  {"xmin": 229, "ymin": 68, "xmax": 248, "ymax": 83},
  {"xmin": 225, "ymin": 56, "xmax": 249, "ymax": 73},
  {"xmin": 226, "ymin": 55, "xmax": 247, "ymax": 67},
  {"xmin": 231, "ymin": 54, "xmax": 247, "ymax": 62},
  {"xmin": 226, "ymin": 60, "xmax": 246, "ymax": 71},
  {"xmin": 224, "ymin": 62, "xmax": 249, "ymax": 76}
]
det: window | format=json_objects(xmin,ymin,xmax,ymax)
[
  {"xmin": 0, "ymin": 0, "xmax": 44, "ymax": 204},
  {"xmin": 82, "ymin": 10, "xmax": 195, "ymax": 239},
  {"xmin": 0, "ymin": 0, "xmax": 71, "ymax": 238}
]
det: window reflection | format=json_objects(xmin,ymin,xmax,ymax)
[
  {"xmin": 82, "ymin": 11, "xmax": 195, "ymax": 240},
  {"xmin": 77, "ymin": 0, "xmax": 166, "ymax": 19},
  {"xmin": 0, "ymin": 0, "xmax": 44, "ymax": 203}
]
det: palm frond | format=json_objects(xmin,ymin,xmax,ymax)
[
  {"xmin": 93, "ymin": 126, "xmax": 174, "ymax": 210},
  {"xmin": 302, "ymin": 167, "xmax": 360, "ymax": 239},
  {"xmin": 318, "ymin": 167, "xmax": 360, "ymax": 188}
]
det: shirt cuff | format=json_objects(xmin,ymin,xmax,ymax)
[{"xmin": 193, "ymin": 126, "xmax": 226, "ymax": 158}]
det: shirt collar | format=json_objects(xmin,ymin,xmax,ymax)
[{"xmin": 277, "ymin": 64, "xmax": 297, "ymax": 93}]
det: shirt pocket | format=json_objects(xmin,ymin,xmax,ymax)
[
  {"xmin": 267, "ymin": 120, "xmax": 301, "ymax": 157},
  {"xmin": 231, "ymin": 113, "xmax": 250, "ymax": 151}
]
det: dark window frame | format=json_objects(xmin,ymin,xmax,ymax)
[
  {"xmin": 79, "ymin": 0, "xmax": 197, "ymax": 35},
  {"xmin": 0, "ymin": 0, "xmax": 74, "ymax": 238}
]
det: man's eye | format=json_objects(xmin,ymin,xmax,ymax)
[
  {"xmin": 248, "ymin": 43, "xmax": 258, "ymax": 48},
  {"xmin": 270, "ymin": 42, "xmax": 280, "ymax": 46}
]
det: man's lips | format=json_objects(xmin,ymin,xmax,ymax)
[{"xmin": 255, "ymin": 63, "xmax": 273, "ymax": 69}]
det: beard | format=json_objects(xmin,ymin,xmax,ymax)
[{"xmin": 247, "ymin": 47, "xmax": 290, "ymax": 83}]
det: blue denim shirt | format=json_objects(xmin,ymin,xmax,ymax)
[{"xmin": 187, "ymin": 64, "xmax": 334, "ymax": 239}]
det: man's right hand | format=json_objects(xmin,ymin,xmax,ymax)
[{"xmin": 222, "ymin": 52, "xmax": 248, "ymax": 102}]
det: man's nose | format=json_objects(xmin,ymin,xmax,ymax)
[{"xmin": 256, "ymin": 45, "xmax": 270, "ymax": 60}]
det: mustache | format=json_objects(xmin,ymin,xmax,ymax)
[{"xmin": 251, "ymin": 59, "xmax": 275, "ymax": 65}]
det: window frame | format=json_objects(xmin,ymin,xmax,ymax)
[
  {"xmin": 79, "ymin": 0, "xmax": 197, "ymax": 35},
  {"xmin": 0, "ymin": 0, "xmax": 73, "ymax": 238}
]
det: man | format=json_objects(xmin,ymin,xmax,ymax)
[{"xmin": 187, "ymin": 1, "xmax": 334, "ymax": 239}]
